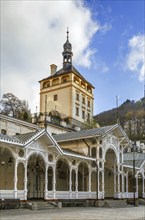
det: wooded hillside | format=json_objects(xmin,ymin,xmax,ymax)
[{"xmin": 94, "ymin": 97, "xmax": 145, "ymax": 140}]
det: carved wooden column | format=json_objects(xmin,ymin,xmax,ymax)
[
  {"xmin": 142, "ymin": 175, "xmax": 144, "ymax": 198},
  {"xmin": 122, "ymin": 173, "xmax": 124, "ymax": 198},
  {"xmin": 88, "ymin": 168, "xmax": 91, "ymax": 198},
  {"xmin": 53, "ymin": 165, "xmax": 56, "ymax": 199},
  {"xmin": 100, "ymin": 160, "xmax": 104, "ymax": 199},
  {"xmin": 76, "ymin": 168, "xmax": 78, "ymax": 199},
  {"xmin": 14, "ymin": 159, "xmax": 18, "ymax": 199},
  {"xmin": 24, "ymin": 161, "xmax": 28, "ymax": 200},
  {"xmin": 114, "ymin": 163, "xmax": 116, "ymax": 194},
  {"xmin": 126, "ymin": 174, "xmax": 128, "ymax": 197},
  {"xmin": 44, "ymin": 164, "xmax": 48, "ymax": 200},
  {"xmin": 117, "ymin": 165, "xmax": 120, "ymax": 196},
  {"xmin": 136, "ymin": 176, "xmax": 138, "ymax": 198},
  {"xmin": 69, "ymin": 168, "xmax": 72, "ymax": 199}
]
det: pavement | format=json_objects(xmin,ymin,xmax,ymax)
[{"xmin": 0, "ymin": 206, "xmax": 145, "ymax": 220}]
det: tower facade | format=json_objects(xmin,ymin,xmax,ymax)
[{"xmin": 39, "ymin": 31, "xmax": 94, "ymax": 128}]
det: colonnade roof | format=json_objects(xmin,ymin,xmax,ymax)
[
  {"xmin": 0, "ymin": 129, "xmax": 96, "ymax": 160},
  {"xmin": 53, "ymin": 124, "xmax": 119, "ymax": 142},
  {"xmin": 13, "ymin": 131, "xmax": 39, "ymax": 143},
  {"xmin": 0, "ymin": 133, "xmax": 22, "ymax": 144},
  {"xmin": 123, "ymin": 152, "xmax": 145, "ymax": 169},
  {"xmin": 0, "ymin": 129, "xmax": 48, "ymax": 146}
]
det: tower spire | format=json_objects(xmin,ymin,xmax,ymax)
[
  {"xmin": 62, "ymin": 28, "xmax": 73, "ymax": 69},
  {"xmin": 67, "ymin": 27, "xmax": 69, "ymax": 41}
]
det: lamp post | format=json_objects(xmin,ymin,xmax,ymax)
[
  {"xmin": 132, "ymin": 142, "xmax": 136, "ymax": 206},
  {"xmin": 95, "ymin": 161, "xmax": 98, "ymax": 201}
]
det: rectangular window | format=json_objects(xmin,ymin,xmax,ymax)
[
  {"xmin": 82, "ymin": 97, "xmax": 85, "ymax": 104},
  {"xmin": 87, "ymin": 113, "xmax": 90, "ymax": 120},
  {"xmin": 76, "ymin": 93, "xmax": 79, "ymax": 101},
  {"xmin": 88, "ymin": 100, "xmax": 90, "ymax": 107},
  {"xmin": 76, "ymin": 107, "xmax": 79, "ymax": 116},
  {"xmin": 54, "ymin": 94, "xmax": 58, "ymax": 101},
  {"xmin": 82, "ymin": 110, "xmax": 85, "ymax": 119}
]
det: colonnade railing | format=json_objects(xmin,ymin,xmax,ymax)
[{"xmin": 0, "ymin": 190, "xmax": 144, "ymax": 200}]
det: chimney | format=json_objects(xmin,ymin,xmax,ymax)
[{"xmin": 50, "ymin": 64, "xmax": 57, "ymax": 75}]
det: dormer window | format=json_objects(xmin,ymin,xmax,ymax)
[
  {"xmin": 1, "ymin": 129, "xmax": 6, "ymax": 135},
  {"xmin": 43, "ymin": 81, "xmax": 50, "ymax": 88},
  {"xmin": 63, "ymin": 79, "xmax": 67, "ymax": 83},
  {"xmin": 87, "ymin": 85, "xmax": 92, "ymax": 93},
  {"xmin": 81, "ymin": 81, "xmax": 86, "ymax": 89},
  {"xmin": 52, "ymin": 78, "xmax": 59, "ymax": 86}
]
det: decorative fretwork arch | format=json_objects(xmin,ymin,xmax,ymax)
[
  {"xmin": 0, "ymin": 146, "xmax": 17, "ymax": 160},
  {"xmin": 27, "ymin": 151, "xmax": 46, "ymax": 164},
  {"xmin": 56, "ymin": 158, "xmax": 69, "ymax": 191},
  {"xmin": 0, "ymin": 147, "xmax": 14, "ymax": 190},
  {"xmin": 104, "ymin": 145, "xmax": 118, "ymax": 163},
  {"xmin": 78, "ymin": 161, "xmax": 89, "ymax": 192}
]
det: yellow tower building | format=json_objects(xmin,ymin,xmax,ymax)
[{"xmin": 39, "ymin": 31, "xmax": 94, "ymax": 128}]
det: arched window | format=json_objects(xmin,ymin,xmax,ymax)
[
  {"xmin": 78, "ymin": 162, "xmax": 89, "ymax": 191},
  {"xmin": 56, "ymin": 159, "xmax": 69, "ymax": 191}
]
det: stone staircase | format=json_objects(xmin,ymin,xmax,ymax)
[
  {"xmin": 25, "ymin": 201, "xmax": 58, "ymax": 210},
  {"xmin": 104, "ymin": 199, "xmax": 130, "ymax": 208},
  {"xmin": 25, "ymin": 199, "xmax": 134, "ymax": 210},
  {"xmin": 36, "ymin": 201, "xmax": 57, "ymax": 210}
]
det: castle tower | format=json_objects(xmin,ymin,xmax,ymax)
[{"xmin": 39, "ymin": 30, "xmax": 94, "ymax": 128}]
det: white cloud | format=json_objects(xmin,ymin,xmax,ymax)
[
  {"xmin": 126, "ymin": 34, "xmax": 145, "ymax": 81},
  {"xmin": 99, "ymin": 23, "xmax": 112, "ymax": 35},
  {"xmin": 1, "ymin": 0, "xmax": 109, "ymax": 113}
]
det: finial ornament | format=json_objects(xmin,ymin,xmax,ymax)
[{"xmin": 67, "ymin": 27, "xmax": 69, "ymax": 40}]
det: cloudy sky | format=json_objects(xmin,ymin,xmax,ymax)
[{"xmin": 1, "ymin": 0, "xmax": 145, "ymax": 115}]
